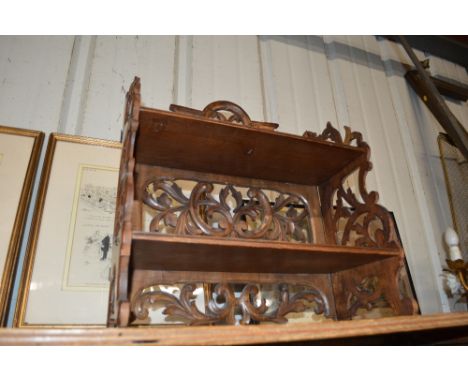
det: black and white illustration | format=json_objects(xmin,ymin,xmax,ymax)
[{"xmin": 63, "ymin": 165, "xmax": 118, "ymax": 290}]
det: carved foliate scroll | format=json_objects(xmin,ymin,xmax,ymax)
[
  {"xmin": 332, "ymin": 256, "xmax": 418, "ymax": 320},
  {"xmin": 170, "ymin": 100, "xmax": 279, "ymax": 131},
  {"xmin": 142, "ymin": 179, "xmax": 312, "ymax": 243},
  {"xmin": 131, "ymin": 283, "xmax": 328, "ymax": 325},
  {"xmin": 305, "ymin": 123, "xmax": 400, "ymax": 249},
  {"xmin": 346, "ymin": 276, "xmax": 384, "ymax": 316}
]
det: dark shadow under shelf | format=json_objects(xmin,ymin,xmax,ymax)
[{"xmin": 131, "ymin": 233, "xmax": 400, "ymax": 274}]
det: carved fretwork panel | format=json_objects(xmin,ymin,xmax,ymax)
[
  {"xmin": 346, "ymin": 276, "xmax": 385, "ymax": 317},
  {"xmin": 131, "ymin": 283, "xmax": 329, "ymax": 326},
  {"xmin": 142, "ymin": 178, "xmax": 312, "ymax": 243},
  {"xmin": 332, "ymin": 257, "xmax": 417, "ymax": 320},
  {"xmin": 305, "ymin": 123, "xmax": 400, "ymax": 249}
]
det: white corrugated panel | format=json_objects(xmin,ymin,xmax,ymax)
[
  {"xmin": 323, "ymin": 36, "xmax": 382, "ymax": 195},
  {"xmin": 259, "ymin": 36, "xmax": 338, "ymax": 135},
  {"xmin": 0, "ymin": 36, "xmax": 74, "ymax": 134},
  {"xmin": 190, "ymin": 36, "xmax": 264, "ymax": 122},
  {"xmin": 379, "ymin": 38, "xmax": 458, "ymax": 312},
  {"xmin": 79, "ymin": 36, "xmax": 176, "ymax": 140},
  {"xmin": 324, "ymin": 36, "xmax": 450, "ymax": 313}
]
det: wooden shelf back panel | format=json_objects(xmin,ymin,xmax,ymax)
[
  {"xmin": 131, "ymin": 233, "xmax": 400, "ymax": 274},
  {"xmin": 135, "ymin": 108, "xmax": 365, "ymax": 186}
]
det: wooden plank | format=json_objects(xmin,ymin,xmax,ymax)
[
  {"xmin": 404, "ymin": 68, "xmax": 468, "ymax": 159},
  {"xmin": 136, "ymin": 107, "xmax": 365, "ymax": 186},
  {"xmin": 431, "ymin": 76, "xmax": 468, "ymax": 102},
  {"xmin": 1, "ymin": 313, "xmax": 467, "ymax": 345},
  {"xmin": 131, "ymin": 233, "xmax": 399, "ymax": 274}
]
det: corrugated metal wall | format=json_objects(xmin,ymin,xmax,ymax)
[{"xmin": 1, "ymin": 35, "xmax": 467, "ymax": 317}]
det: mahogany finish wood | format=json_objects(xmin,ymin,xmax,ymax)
[
  {"xmin": 131, "ymin": 233, "xmax": 399, "ymax": 274},
  {"xmin": 109, "ymin": 77, "xmax": 418, "ymax": 328},
  {"xmin": 136, "ymin": 107, "xmax": 365, "ymax": 185},
  {"xmin": 332, "ymin": 257, "xmax": 417, "ymax": 320},
  {"xmin": 2, "ymin": 313, "xmax": 467, "ymax": 345}
]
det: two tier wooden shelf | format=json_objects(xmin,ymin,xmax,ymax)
[{"xmin": 108, "ymin": 77, "xmax": 418, "ymax": 327}]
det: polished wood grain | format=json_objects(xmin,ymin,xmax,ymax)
[
  {"xmin": 135, "ymin": 106, "xmax": 365, "ymax": 186},
  {"xmin": 131, "ymin": 233, "xmax": 399, "ymax": 274},
  {"xmin": 2, "ymin": 313, "xmax": 467, "ymax": 345}
]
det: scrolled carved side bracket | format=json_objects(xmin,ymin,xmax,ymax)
[
  {"xmin": 332, "ymin": 257, "xmax": 418, "ymax": 319},
  {"xmin": 131, "ymin": 283, "xmax": 328, "ymax": 326},
  {"xmin": 305, "ymin": 122, "xmax": 401, "ymax": 249},
  {"xmin": 346, "ymin": 275, "xmax": 383, "ymax": 317}
]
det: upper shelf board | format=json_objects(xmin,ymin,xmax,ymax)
[{"xmin": 134, "ymin": 107, "xmax": 366, "ymax": 186}]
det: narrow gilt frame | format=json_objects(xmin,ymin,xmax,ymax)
[
  {"xmin": 14, "ymin": 133, "xmax": 121, "ymax": 328},
  {"xmin": 0, "ymin": 125, "xmax": 44, "ymax": 326}
]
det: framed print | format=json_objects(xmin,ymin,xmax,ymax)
[
  {"xmin": 14, "ymin": 133, "xmax": 121, "ymax": 327},
  {"xmin": 0, "ymin": 126, "xmax": 44, "ymax": 326}
]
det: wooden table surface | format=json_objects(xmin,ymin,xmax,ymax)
[{"xmin": 1, "ymin": 312, "xmax": 467, "ymax": 345}]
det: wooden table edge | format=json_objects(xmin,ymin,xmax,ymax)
[{"xmin": 1, "ymin": 312, "xmax": 467, "ymax": 345}]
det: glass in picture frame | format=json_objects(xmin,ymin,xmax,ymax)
[{"xmin": 14, "ymin": 133, "xmax": 121, "ymax": 327}]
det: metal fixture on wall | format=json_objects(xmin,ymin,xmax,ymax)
[{"xmin": 444, "ymin": 228, "xmax": 468, "ymax": 296}]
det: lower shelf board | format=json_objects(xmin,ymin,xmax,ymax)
[
  {"xmin": 131, "ymin": 233, "xmax": 400, "ymax": 274},
  {"xmin": 3, "ymin": 313, "xmax": 468, "ymax": 345}
]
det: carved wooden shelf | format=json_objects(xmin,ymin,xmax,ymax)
[
  {"xmin": 137, "ymin": 106, "xmax": 366, "ymax": 185},
  {"xmin": 131, "ymin": 233, "xmax": 400, "ymax": 274},
  {"xmin": 109, "ymin": 77, "xmax": 419, "ymax": 327}
]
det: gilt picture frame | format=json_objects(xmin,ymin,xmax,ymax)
[
  {"xmin": 14, "ymin": 133, "xmax": 121, "ymax": 327},
  {"xmin": 0, "ymin": 125, "xmax": 44, "ymax": 326}
]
